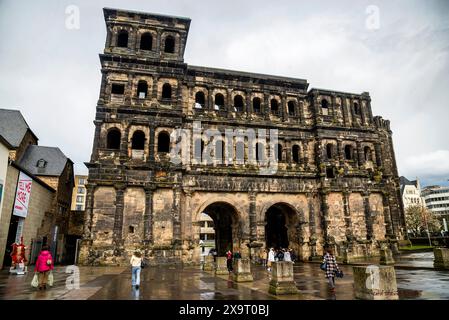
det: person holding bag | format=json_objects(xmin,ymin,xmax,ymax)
[{"xmin": 33, "ymin": 245, "xmax": 54, "ymax": 290}]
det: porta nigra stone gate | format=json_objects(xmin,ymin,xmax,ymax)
[{"xmin": 78, "ymin": 8, "xmax": 406, "ymax": 266}]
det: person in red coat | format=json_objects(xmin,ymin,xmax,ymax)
[{"xmin": 34, "ymin": 245, "xmax": 54, "ymax": 290}]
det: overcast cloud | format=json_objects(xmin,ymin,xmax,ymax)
[{"xmin": 0, "ymin": 0, "xmax": 448, "ymax": 186}]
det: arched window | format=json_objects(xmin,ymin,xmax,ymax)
[
  {"xmin": 140, "ymin": 32, "xmax": 153, "ymax": 50},
  {"xmin": 137, "ymin": 80, "xmax": 148, "ymax": 99},
  {"xmin": 195, "ymin": 91, "xmax": 205, "ymax": 108},
  {"xmin": 344, "ymin": 145, "xmax": 354, "ymax": 160},
  {"xmin": 253, "ymin": 97, "xmax": 261, "ymax": 113},
  {"xmin": 214, "ymin": 93, "xmax": 224, "ymax": 110},
  {"xmin": 292, "ymin": 145, "xmax": 300, "ymax": 163},
  {"xmin": 164, "ymin": 36, "xmax": 175, "ymax": 53},
  {"xmin": 354, "ymin": 102, "xmax": 360, "ymax": 116},
  {"xmin": 326, "ymin": 143, "xmax": 334, "ymax": 159},
  {"xmin": 288, "ymin": 101, "xmax": 296, "ymax": 116},
  {"xmin": 256, "ymin": 142, "xmax": 265, "ymax": 162},
  {"xmin": 321, "ymin": 99, "xmax": 329, "ymax": 116},
  {"xmin": 236, "ymin": 141, "xmax": 245, "ymax": 162},
  {"xmin": 270, "ymin": 99, "xmax": 279, "ymax": 114},
  {"xmin": 326, "ymin": 167, "xmax": 335, "ymax": 179},
  {"xmin": 107, "ymin": 128, "xmax": 121, "ymax": 150},
  {"xmin": 364, "ymin": 146, "xmax": 372, "ymax": 161},
  {"xmin": 162, "ymin": 83, "xmax": 172, "ymax": 99},
  {"xmin": 276, "ymin": 144, "xmax": 283, "ymax": 162},
  {"xmin": 215, "ymin": 139, "xmax": 225, "ymax": 162},
  {"xmin": 234, "ymin": 95, "xmax": 244, "ymax": 112},
  {"xmin": 117, "ymin": 30, "xmax": 128, "ymax": 48},
  {"xmin": 131, "ymin": 131, "xmax": 145, "ymax": 150},
  {"xmin": 157, "ymin": 131, "xmax": 170, "ymax": 153}
]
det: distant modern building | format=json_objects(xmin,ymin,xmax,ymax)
[
  {"xmin": 71, "ymin": 175, "xmax": 88, "ymax": 211},
  {"xmin": 399, "ymin": 176, "xmax": 425, "ymax": 209},
  {"xmin": 422, "ymin": 185, "xmax": 449, "ymax": 232},
  {"xmin": 199, "ymin": 213, "xmax": 215, "ymax": 255}
]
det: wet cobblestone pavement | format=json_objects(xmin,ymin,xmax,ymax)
[{"xmin": 1, "ymin": 253, "xmax": 448, "ymax": 300}]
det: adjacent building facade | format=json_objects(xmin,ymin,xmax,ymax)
[
  {"xmin": 422, "ymin": 185, "xmax": 449, "ymax": 232},
  {"xmin": 79, "ymin": 8, "xmax": 405, "ymax": 266},
  {"xmin": 71, "ymin": 175, "xmax": 88, "ymax": 211},
  {"xmin": 400, "ymin": 176, "xmax": 425, "ymax": 209}
]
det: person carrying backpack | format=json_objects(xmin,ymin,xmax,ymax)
[
  {"xmin": 226, "ymin": 249, "xmax": 233, "ymax": 272},
  {"xmin": 34, "ymin": 245, "xmax": 54, "ymax": 290},
  {"xmin": 321, "ymin": 246, "xmax": 342, "ymax": 294}
]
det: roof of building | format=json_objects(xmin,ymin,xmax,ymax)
[
  {"xmin": 0, "ymin": 134, "xmax": 13, "ymax": 149},
  {"xmin": 400, "ymin": 176, "xmax": 421, "ymax": 194},
  {"xmin": 103, "ymin": 7, "xmax": 191, "ymax": 23},
  {"xmin": 17, "ymin": 145, "xmax": 72, "ymax": 176},
  {"xmin": 0, "ymin": 109, "xmax": 38, "ymax": 148}
]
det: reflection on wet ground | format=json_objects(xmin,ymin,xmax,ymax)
[{"xmin": 0, "ymin": 252, "xmax": 448, "ymax": 300}]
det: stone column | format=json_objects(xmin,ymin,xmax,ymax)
[
  {"xmin": 320, "ymin": 191, "xmax": 330, "ymax": 243},
  {"xmin": 113, "ymin": 184, "xmax": 126, "ymax": 246},
  {"xmin": 302, "ymin": 140, "xmax": 309, "ymax": 170},
  {"xmin": 356, "ymin": 141, "xmax": 364, "ymax": 167},
  {"xmin": 143, "ymin": 186, "xmax": 154, "ymax": 244},
  {"xmin": 375, "ymin": 143, "xmax": 383, "ymax": 167},
  {"xmin": 152, "ymin": 76, "xmax": 159, "ymax": 99},
  {"xmin": 226, "ymin": 89, "xmax": 233, "ymax": 119},
  {"xmin": 249, "ymin": 192, "xmax": 257, "ymax": 242},
  {"xmin": 120, "ymin": 124, "xmax": 130, "ymax": 162},
  {"xmin": 353, "ymin": 265, "xmax": 399, "ymax": 300},
  {"xmin": 298, "ymin": 100, "xmax": 305, "ymax": 124},
  {"xmin": 207, "ymin": 87, "xmax": 213, "ymax": 111},
  {"xmin": 307, "ymin": 192, "xmax": 317, "ymax": 257},
  {"xmin": 382, "ymin": 192, "xmax": 394, "ymax": 238},
  {"xmin": 281, "ymin": 94, "xmax": 287, "ymax": 121},
  {"xmin": 172, "ymin": 186, "xmax": 182, "ymax": 244},
  {"xmin": 268, "ymin": 261, "xmax": 298, "ymax": 295},
  {"xmin": 363, "ymin": 192, "xmax": 374, "ymax": 240},
  {"xmin": 83, "ymin": 183, "xmax": 96, "ymax": 239},
  {"xmin": 264, "ymin": 95, "xmax": 270, "ymax": 120},
  {"xmin": 149, "ymin": 125, "xmax": 155, "ymax": 162},
  {"xmin": 343, "ymin": 191, "xmax": 354, "ymax": 241},
  {"xmin": 246, "ymin": 90, "xmax": 252, "ymax": 114},
  {"xmin": 336, "ymin": 139, "xmax": 344, "ymax": 165},
  {"xmin": 90, "ymin": 121, "xmax": 102, "ymax": 162},
  {"xmin": 342, "ymin": 97, "xmax": 350, "ymax": 127}
]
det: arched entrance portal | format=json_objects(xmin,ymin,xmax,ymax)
[
  {"xmin": 265, "ymin": 203, "xmax": 298, "ymax": 249},
  {"xmin": 202, "ymin": 202, "xmax": 239, "ymax": 256}
]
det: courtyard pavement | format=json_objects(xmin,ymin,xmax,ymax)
[{"xmin": 0, "ymin": 252, "xmax": 448, "ymax": 300}]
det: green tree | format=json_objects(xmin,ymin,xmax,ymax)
[{"xmin": 405, "ymin": 205, "xmax": 441, "ymax": 236}]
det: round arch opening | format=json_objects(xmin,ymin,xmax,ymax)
[{"xmin": 265, "ymin": 203, "xmax": 298, "ymax": 250}]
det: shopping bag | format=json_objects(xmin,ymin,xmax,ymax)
[
  {"xmin": 31, "ymin": 273, "xmax": 39, "ymax": 288},
  {"xmin": 48, "ymin": 271, "xmax": 54, "ymax": 287}
]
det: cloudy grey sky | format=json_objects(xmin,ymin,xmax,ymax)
[{"xmin": 1, "ymin": 0, "xmax": 448, "ymax": 186}]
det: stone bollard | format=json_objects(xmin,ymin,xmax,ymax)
[
  {"xmin": 232, "ymin": 259, "xmax": 253, "ymax": 282},
  {"xmin": 380, "ymin": 248, "xmax": 395, "ymax": 265},
  {"xmin": 203, "ymin": 255, "xmax": 215, "ymax": 271},
  {"xmin": 434, "ymin": 248, "xmax": 449, "ymax": 270},
  {"xmin": 215, "ymin": 257, "xmax": 229, "ymax": 275},
  {"xmin": 353, "ymin": 265, "xmax": 398, "ymax": 300},
  {"xmin": 268, "ymin": 261, "xmax": 299, "ymax": 295}
]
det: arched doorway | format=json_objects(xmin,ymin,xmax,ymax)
[
  {"xmin": 202, "ymin": 202, "xmax": 239, "ymax": 256},
  {"xmin": 265, "ymin": 203, "xmax": 298, "ymax": 249}
]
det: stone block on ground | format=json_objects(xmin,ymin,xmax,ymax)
[
  {"xmin": 379, "ymin": 248, "xmax": 395, "ymax": 265},
  {"xmin": 232, "ymin": 259, "xmax": 253, "ymax": 282},
  {"xmin": 215, "ymin": 257, "xmax": 228, "ymax": 275},
  {"xmin": 203, "ymin": 255, "xmax": 215, "ymax": 271},
  {"xmin": 434, "ymin": 248, "xmax": 449, "ymax": 270},
  {"xmin": 268, "ymin": 261, "xmax": 299, "ymax": 295},
  {"xmin": 353, "ymin": 265, "xmax": 398, "ymax": 300}
]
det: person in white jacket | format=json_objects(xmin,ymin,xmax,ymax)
[
  {"xmin": 130, "ymin": 251, "xmax": 142, "ymax": 289},
  {"xmin": 267, "ymin": 248, "xmax": 275, "ymax": 272},
  {"xmin": 284, "ymin": 249, "xmax": 292, "ymax": 262}
]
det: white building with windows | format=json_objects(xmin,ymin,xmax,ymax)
[
  {"xmin": 422, "ymin": 185, "xmax": 449, "ymax": 232},
  {"xmin": 400, "ymin": 176, "xmax": 425, "ymax": 209},
  {"xmin": 71, "ymin": 175, "xmax": 88, "ymax": 211}
]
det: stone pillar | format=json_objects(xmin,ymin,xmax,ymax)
[
  {"xmin": 232, "ymin": 259, "xmax": 253, "ymax": 282},
  {"xmin": 302, "ymin": 140, "xmax": 309, "ymax": 169},
  {"xmin": 380, "ymin": 248, "xmax": 395, "ymax": 265},
  {"xmin": 152, "ymin": 76, "xmax": 159, "ymax": 99},
  {"xmin": 113, "ymin": 184, "xmax": 126, "ymax": 247},
  {"xmin": 320, "ymin": 191, "xmax": 330, "ymax": 243},
  {"xmin": 90, "ymin": 121, "xmax": 102, "ymax": 162},
  {"xmin": 342, "ymin": 97, "xmax": 350, "ymax": 127},
  {"xmin": 83, "ymin": 183, "xmax": 96, "ymax": 239},
  {"xmin": 298, "ymin": 100, "xmax": 305, "ymax": 125},
  {"xmin": 434, "ymin": 248, "xmax": 449, "ymax": 270},
  {"xmin": 363, "ymin": 192, "xmax": 374, "ymax": 240},
  {"xmin": 172, "ymin": 186, "xmax": 182, "ymax": 244},
  {"xmin": 143, "ymin": 186, "xmax": 154, "ymax": 244},
  {"xmin": 249, "ymin": 192, "xmax": 257, "ymax": 242},
  {"xmin": 149, "ymin": 125, "xmax": 155, "ymax": 162},
  {"xmin": 382, "ymin": 192, "xmax": 394, "ymax": 238},
  {"xmin": 356, "ymin": 141, "xmax": 364, "ymax": 167},
  {"xmin": 268, "ymin": 261, "xmax": 299, "ymax": 295},
  {"xmin": 353, "ymin": 265, "xmax": 399, "ymax": 300},
  {"xmin": 215, "ymin": 257, "xmax": 229, "ymax": 275},
  {"xmin": 343, "ymin": 191, "xmax": 354, "ymax": 242},
  {"xmin": 336, "ymin": 139, "xmax": 344, "ymax": 165},
  {"xmin": 307, "ymin": 193, "xmax": 317, "ymax": 257},
  {"xmin": 281, "ymin": 94, "xmax": 287, "ymax": 121},
  {"xmin": 119, "ymin": 125, "xmax": 130, "ymax": 162},
  {"xmin": 203, "ymin": 255, "xmax": 215, "ymax": 271}
]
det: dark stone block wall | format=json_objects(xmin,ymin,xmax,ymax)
[{"xmin": 78, "ymin": 8, "xmax": 405, "ymax": 266}]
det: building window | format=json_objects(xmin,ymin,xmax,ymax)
[
  {"xmin": 253, "ymin": 97, "xmax": 261, "ymax": 113},
  {"xmin": 75, "ymin": 205, "xmax": 83, "ymax": 211},
  {"xmin": 164, "ymin": 36, "xmax": 175, "ymax": 53},
  {"xmin": 116, "ymin": 30, "xmax": 128, "ymax": 48},
  {"xmin": 76, "ymin": 196, "xmax": 84, "ymax": 203},
  {"xmin": 236, "ymin": 141, "xmax": 245, "ymax": 162},
  {"xmin": 270, "ymin": 99, "xmax": 279, "ymax": 115},
  {"xmin": 157, "ymin": 131, "xmax": 170, "ymax": 153},
  {"xmin": 214, "ymin": 93, "xmax": 224, "ymax": 110},
  {"xmin": 77, "ymin": 187, "xmax": 85, "ymax": 194},
  {"xmin": 326, "ymin": 143, "xmax": 334, "ymax": 159},
  {"xmin": 107, "ymin": 129, "xmax": 121, "ymax": 150},
  {"xmin": 354, "ymin": 102, "xmax": 360, "ymax": 116},
  {"xmin": 288, "ymin": 101, "xmax": 296, "ymax": 116},
  {"xmin": 131, "ymin": 131, "xmax": 145, "ymax": 150},
  {"xmin": 129, "ymin": 226, "xmax": 135, "ymax": 234},
  {"xmin": 215, "ymin": 139, "xmax": 224, "ymax": 162},
  {"xmin": 78, "ymin": 178, "xmax": 85, "ymax": 185},
  {"xmin": 162, "ymin": 83, "xmax": 172, "ymax": 99},
  {"xmin": 321, "ymin": 99, "xmax": 329, "ymax": 116},
  {"xmin": 36, "ymin": 159, "xmax": 47, "ymax": 168},
  {"xmin": 195, "ymin": 91, "xmax": 205, "ymax": 109},
  {"xmin": 137, "ymin": 81, "xmax": 148, "ymax": 99},
  {"xmin": 344, "ymin": 145, "xmax": 354, "ymax": 160},
  {"xmin": 364, "ymin": 146, "xmax": 372, "ymax": 161},
  {"xmin": 111, "ymin": 83, "xmax": 125, "ymax": 95},
  {"xmin": 256, "ymin": 143, "xmax": 265, "ymax": 162},
  {"xmin": 292, "ymin": 145, "xmax": 300, "ymax": 163},
  {"xmin": 326, "ymin": 167, "xmax": 335, "ymax": 179},
  {"xmin": 276, "ymin": 144, "xmax": 283, "ymax": 162},
  {"xmin": 140, "ymin": 32, "xmax": 153, "ymax": 50},
  {"xmin": 233, "ymin": 95, "xmax": 244, "ymax": 112}
]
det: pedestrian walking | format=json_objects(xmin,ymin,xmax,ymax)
[
  {"xmin": 130, "ymin": 250, "xmax": 143, "ymax": 289},
  {"xmin": 259, "ymin": 249, "xmax": 267, "ymax": 266},
  {"xmin": 289, "ymin": 248, "xmax": 296, "ymax": 263},
  {"xmin": 226, "ymin": 249, "xmax": 233, "ymax": 272},
  {"xmin": 267, "ymin": 248, "xmax": 275, "ymax": 272},
  {"xmin": 34, "ymin": 245, "xmax": 54, "ymax": 290},
  {"xmin": 284, "ymin": 248, "xmax": 292, "ymax": 262},
  {"xmin": 321, "ymin": 246, "xmax": 342, "ymax": 294}
]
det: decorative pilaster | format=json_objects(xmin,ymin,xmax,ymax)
[
  {"xmin": 343, "ymin": 191, "xmax": 354, "ymax": 241},
  {"xmin": 91, "ymin": 121, "xmax": 102, "ymax": 162},
  {"xmin": 382, "ymin": 192, "xmax": 394, "ymax": 238},
  {"xmin": 113, "ymin": 184, "xmax": 126, "ymax": 246},
  {"xmin": 83, "ymin": 183, "xmax": 96, "ymax": 239},
  {"xmin": 143, "ymin": 186, "xmax": 154, "ymax": 244},
  {"xmin": 363, "ymin": 192, "xmax": 374, "ymax": 240},
  {"xmin": 249, "ymin": 192, "xmax": 257, "ymax": 242},
  {"xmin": 172, "ymin": 186, "xmax": 182, "ymax": 244}
]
